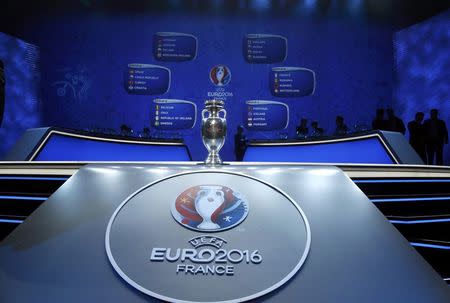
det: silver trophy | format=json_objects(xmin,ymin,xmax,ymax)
[{"xmin": 201, "ymin": 100, "xmax": 227, "ymax": 165}]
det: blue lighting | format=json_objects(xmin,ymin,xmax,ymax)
[
  {"xmin": 353, "ymin": 179, "xmax": 450, "ymax": 183},
  {"xmin": 394, "ymin": 10, "xmax": 450, "ymax": 165},
  {"xmin": 0, "ymin": 218, "xmax": 24, "ymax": 224},
  {"xmin": 410, "ymin": 242, "xmax": 450, "ymax": 250},
  {"xmin": 0, "ymin": 195, "xmax": 47, "ymax": 201},
  {"xmin": 390, "ymin": 218, "xmax": 450, "ymax": 224},
  {"xmin": 0, "ymin": 33, "xmax": 41, "ymax": 159},
  {"xmin": 347, "ymin": 0, "xmax": 363, "ymax": 14},
  {"xmin": 34, "ymin": 133, "xmax": 191, "ymax": 161},
  {"xmin": 371, "ymin": 196, "xmax": 450, "ymax": 203},
  {"xmin": 304, "ymin": 0, "xmax": 317, "ymax": 9},
  {"xmin": 0, "ymin": 176, "xmax": 69, "ymax": 181},
  {"xmin": 303, "ymin": 0, "xmax": 317, "ymax": 12},
  {"xmin": 250, "ymin": 0, "xmax": 271, "ymax": 11},
  {"xmin": 22, "ymin": 12, "xmax": 396, "ymax": 161},
  {"xmin": 244, "ymin": 137, "xmax": 395, "ymax": 164}
]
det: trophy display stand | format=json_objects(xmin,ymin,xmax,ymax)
[{"xmin": 1, "ymin": 164, "xmax": 449, "ymax": 302}]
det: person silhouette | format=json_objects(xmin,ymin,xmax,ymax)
[
  {"xmin": 234, "ymin": 125, "xmax": 247, "ymax": 161},
  {"xmin": 142, "ymin": 127, "xmax": 151, "ymax": 138},
  {"xmin": 423, "ymin": 109, "xmax": 448, "ymax": 165},
  {"xmin": 120, "ymin": 124, "xmax": 133, "ymax": 136},
  {"xmin": 407, "ymin": 112, "xmax": 426, "ymax": 162},
  {"xmin": 386, "ymin": 108, "xmax": 406, "ymax": 134},
  {"xmin": 334, "ymin": 115, "xmax": 349, "ymax": 136},
  {"xmin": 372, "ymin": 108, "xmax": 387, "ymax": 131},
  {"xmin": 296, "ymin": 118, "xmax": 308, "ymax": 139},
  {"xmin": 311, "ymin": 121, "xmax": 324, "ymax": 137}
]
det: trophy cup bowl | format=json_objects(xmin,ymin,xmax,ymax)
[
  {"xmin": 194, "ymin": 186, "xmax": 226, "ymax": 230},
  {"xmin": 201, "ymin": 100, "xmax": 227, "ymax": 165}
]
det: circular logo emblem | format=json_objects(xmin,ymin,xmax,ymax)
[
  {"xmin": 106, "ymin": 171, "xmax": 310, "ymax": 303},
  {"xmin": 171, "ymin": 184, "xmax": 249, "ymax": 232},
  {"xmin": 209, "ymin": 64, "xmax": 231, "ymax": 86}
]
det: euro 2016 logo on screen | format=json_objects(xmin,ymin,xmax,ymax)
[
  {"xmin": 209, "ymin": 65, "xmax": 231, "ymax": 86},
  {"xmin": 171, "ymin": 185, "xmax": 248, "ymax": 231}
]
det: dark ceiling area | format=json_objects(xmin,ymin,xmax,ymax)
[{"xmin": 1, "ymin": 0, "xmax": 449, "ymax": 38}]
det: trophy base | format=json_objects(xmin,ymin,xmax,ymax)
[
  {"xmin": 204, "ymin": 153, "xmax": 223, "ymax": 166},
  {"xmin": 197, "ymin": 221, "xmax": 221, "ymax": 230}
]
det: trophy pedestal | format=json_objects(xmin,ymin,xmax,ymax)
[
  {"xmin": 1, "ymin": 164, "xmax": 448, "ymax": 302},
  {"xmin": 204, "ymin": 152, "xmax": 222, "ymax": 165}
]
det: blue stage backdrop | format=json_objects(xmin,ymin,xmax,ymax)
[
  {"xmin": 394, "ymin": 9, "xmax": 450, "ymax": 165},
  {"xmin": 22, "ymin": 13, "xmax": 394, "ymax": 161},
  {"xmin": 0, "ymin": 33, "xmax": 41, "ymax": 158}
]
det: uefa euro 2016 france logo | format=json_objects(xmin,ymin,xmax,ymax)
[
  {"xmin": 171, "ymin": 185, "xmax": 249, "ymax": 231},
  {"xmin": 209, "ymin": 65, "xmax": 231, "ymax": 86}
]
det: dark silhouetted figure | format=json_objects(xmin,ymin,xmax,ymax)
[
  {"xmin": 386, "ymin": 108, "xmax": 406, "ymax": 134},
  {"xmin": 334, "ymin": 115, "xmax": 349, "ymax": 136},
  {"xmin": 234, "ymin": 125, "xmax": 247, "ymax": 161},
  {"xmin": 120, "ymin": 124, "xmax": 133, "ymax": 136},
  {"xmin": 0, "ymin": 60, "xmax": 5, "ymax": 127},
  {"xmin": 311, "ymin": 121, "xmax": 324, "ymax": 137},
  {"xmin": 372, "ymin": 108, "xmax": 387, "ymax": 131},
  {"xmin": 142, "ymin": 127, "xmax": 151, "ymax": 138},
  {"xmin": 296, "ymin": 118, "xmax": 308, "ymax": 138},
  {"xmin": 407, "ymin": 112, "xmax": 426, "ymax": 162},
  {"xmin": 424, "ymin": 109, "xmax": 448, "ymax": 165}
]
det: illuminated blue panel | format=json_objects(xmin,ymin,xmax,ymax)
[
  {"xmin": 0, "ymin": 195, "xmax": 47, "ymax": 201},
  {"xmin": 243, "ymin": 137, "xmax": 394, "ymax": 164},
  {"xmin": 371, "ymin": 197, "xmax": 450, "ymax": 203},
  {"xmin": 0, "ymin": 176, "xmax": 68, "ymax": 181},
  {"xmin": 353, "ymin": 179, "xmax": 450, "ymax": 183},
  {"xmin": 390, "ymin": 218, "xmax": 450, "ymax": 224},
  {"xmin": 410, "ymin": 242, "xmax": 450, "ymax": 250},
  {"xmin": 34, "ymin": 134, "xmax": 190, "ymax": 161},
  {"xmin": 0, "ymin": 219, "xmax": 23, "ymax": 224}
]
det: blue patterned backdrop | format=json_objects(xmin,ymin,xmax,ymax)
[
  {"xmin": 20, "ymin": 13, "xmax": 393, "ymax": 160},
  {"xmin": 394, "ymin": 10, "xmax": 450, "ymax": 165},
  {"xmin": 0, "ymin": 33, "xmax": 41, "ymax": 158}
]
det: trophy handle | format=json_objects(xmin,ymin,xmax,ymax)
[
  {"xmin": 218, "ymin": 109, "xmax": 227, "ymax": 119},
  {"xmin": 202, "ymin": 109, "xmax": 209, "ymax": 119}
]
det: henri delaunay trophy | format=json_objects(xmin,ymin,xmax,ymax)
[{"xmin": 201, "ymin": 99, "xmax": 227, "ymax": 165}]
